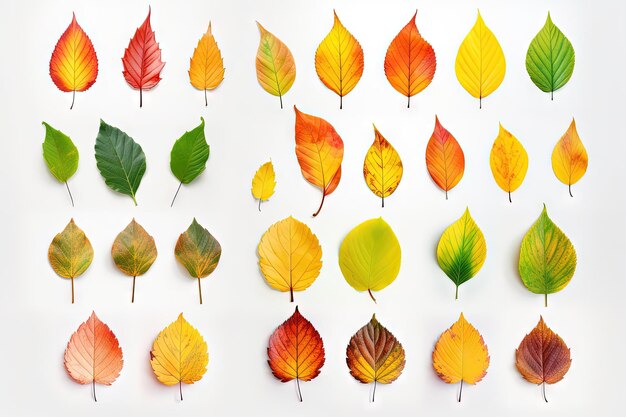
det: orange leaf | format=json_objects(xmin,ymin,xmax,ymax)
[
  {"xmin": 425, "ymin": 116, "xmax": 465, "ymax": 199},
  {"xmin": 384, "ymin": 11, "xmax": 436, "ymax": 107},
  {"xmin": 64, "ymin": 312, "xmax": 123, "ymax": 401},
  {"xmin": 49, "ymin": 13, "xmax": 98, "ymax": 109},
  {"xmin": 516, "ymin": 316, "xmax": 571, "ymax": 401},
  {"xmin": 294, "ymin": 106, "xmax": 344, "ymax": 216},
  {"xmin": 268, "ymin": 306, "xmax": 325, "ymax": 401},
  {"xmin": 122, "ymin": 7, "xmax": 165, "ymax": 107},
  {"xmin": 189, "ymin": 22, "xmax": 225, "ymax": 106}
]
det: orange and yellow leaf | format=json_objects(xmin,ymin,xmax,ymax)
[
  {"xmin": 552, "ymin": 118, "xmax": 588, "ymax": 197},
  {"xmin": 425, "ymin": 116, "xmax": 465, "ymax": 198},
  {"xmin": 490, "ymin": 124, "xmax": 528, "ymax": 202},
  {"xmin": 363, "ymin": 125, "xmax": 403, "ymax": 207},
  {"xmin": 256, "ymin": 22, "xmax": 296, "ymax": 109},
  {"xmin": 189, "ymin": 22, "xmax": 225, "ymax": 106}
]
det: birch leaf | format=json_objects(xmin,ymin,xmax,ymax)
[
  {"xmin": 42, "ymin": 122, "xmax": 78, "ymax": 206},
  {"xmin": 251, "ymin": 161, "xmax": 276, "ymax": 211},
  {"xmin": 363, "ymin": 125, "xmax": 403, "ymax": 207}
]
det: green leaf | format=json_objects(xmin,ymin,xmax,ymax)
[
  {"xmin": 338, "ymin": 217, "xmax": 401, "ymax": 302},
  {"xmin": 519, "ymin": 205, "xmax": 577, "ymax": 307},
  {"xmin": 42, "ymin": 122, "xmax": 79, "ymax": 182},
  {"xmin": 169, "ymin": 117, "xmax": 209, "ymax": 206},
  {"xmin": 94, "ymin": 120, "xmax": 146, "ymax": 205},
  {"xmin": 525, "ymin": 12, "xmax": 575, "ymax": 97},
  {"xmin": 437, "ymin": 208, "xmax": 487, "ymax": 300}
]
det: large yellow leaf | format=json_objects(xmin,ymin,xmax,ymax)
[
  {"xmin": 258, "ymin": 216, "xmax": 322, "ymax": 302},
  {"xmin": 251, "ymin": 160, "xmax": 276, "ymax": 211},
  {"xmin": 150, "ymin": 313, "xmax": 208, "ymax": 400},
  {"xmin": 363, "ymin": 125, "xmax": 403, "ymax": 207},
  {"xmin": 256, "ymin": 22, "xmax": 296, "ymax": 109},
  {"xmin": 455, "ymin": 10, "xmax": 506, "ymax": 108},
  {"xmin": 490, "ymin": 124, "xmax": 528, "ymax": 202},
  {"xmin": 552, "ymin": 118, "xmax": 588, "ymax": 197},
  {"xmin": 432, "ymin": 313, "xmax": 490, "ymax": 401},
  {"xmin": 189, "ymin": 22, "xmax": 225, "ymax": 106},
  {"xmin": 315, "ymin": 11, "xmax": 364, "ymax": 109}
]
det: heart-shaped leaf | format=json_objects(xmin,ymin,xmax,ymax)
[
  {"xmin": 170, "ymin": 117, "xmax": 210, "ymax": 206},
  {"xmin": 42, "ymin": 122, "xmax": 79, "ymax": 206}
]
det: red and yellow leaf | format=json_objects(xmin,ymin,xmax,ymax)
[{"xmin": 425, "ymin": 116, "xmax": 465, "ymax": 199}]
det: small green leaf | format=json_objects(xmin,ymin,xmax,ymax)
[
  {"xmin": 94, "ymin": 120, "xmax": 146, "ymax": 205},
  {"xmin": 519, "ymin": 205, "xmax": 577, "ymax": 307},
  {"xmin": 42, "ymin": 122, "xmax": 79, "ymax": 206},
  {"xmin": 525, "ymin": 12, "xmax": 575, "ymax": 97}
]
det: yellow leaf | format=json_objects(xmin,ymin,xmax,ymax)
[
  {"xmin": 432, "ymin": 313, "xmax": 490, "ymax": 400},
  {"xmin": 189, "ymin": 22, "xmax": 225, "ymax": 106},
  {"xmin": 552, "ymin": 118, "xmax": 588, "ymax": 197},
  {"xmin": 455, "ymin": 10, "xmax": 506, "ymax": 108},
  {"xmin": 363, "ymin": 125, "xmax": 403, "ymax": 207},
  {"xmin": 315, "ymin": 11, "xmax": 364, "ymax": 109},
  {"xmin": 258, "ymin": 216, "xmax": 322, "ymax": 302},
  {"xmin": 256, "ymin": 22, "xmax": 296, "ymax": 109},
  {"xmin": 150, "ymin": 313, "xmax": 208, "ymax": 400},
  {"xmin": 490, "ymin": 124, "xmax": 528, "ymax": 202},
  {"xmin": 251, "ymin": 160, "xmax": 276, "ymax": 211}
]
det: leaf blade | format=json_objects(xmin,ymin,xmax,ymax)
[
  {"xmin": 189, "ymin": 22, "xmax": 225, "ymax": 98},
  {"xmin": 363, "ymin": 125, "xmax": 403, "ymax": 206},
  {"xmin": 552, "ymin": 118, "xmax": 588, "ymax": 193},
  {"xmin": 170, "ymin": 117, "xmax": 210, "ymax": 185},
  {"xmin": 42, "ymin": 122, "xmax": 79, "ymax": 183},
  {"xmin": 489, "ymin": 124, "xmax": 528, "ymax": 200},
  {"xmin": 251, "ymin": 160, "xmax": 276, "ymax": 206},
  {"xmin": 111, "ymin": 219, "xmax": 157, "ymax": 277},
  {"xmin": 425, "ymin": 116, "xmax": 465, "ymax": 196},
  {"xmin": 48, "ymin": 219, "xmax": 93, "ymax": 280},
  {"xmin": 256, "ymin": 22, "xmax": 296, "ymax": 107}
]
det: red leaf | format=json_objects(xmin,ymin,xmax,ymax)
[{"xmin": 122, "ymin": 7, "xmax": 165, "ymax": 107}]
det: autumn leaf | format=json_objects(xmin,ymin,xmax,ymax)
[
  {"xmin": 432, "ymin": 313, "xmax": 490, "ymax": 402},
  {"xmin": 315, "ymin": 11, "xmax": 364, "ymax": 109},
  {"xmin": 437, "ymin": 208, "xmax": 486, "ymax": 300},
  {"xmin": 455, "ymin": 10, "xmax": 506, "ymax": 108},
  {"xmin": 150, "ymin": 313, "xmax": 208, "ymax": 400},
  {"xmin": 516, "ymin": 316, "xmax": 571, "ymax": 402},
  {"xmin": 170, "ymin": 118, "xmax": 210, "ymax": 206},
  {"xmin": 111, "ymin": 219, "xmax": 157, "ymax": 303},
  {"xmin": 294, "ymin": 106, "xmax": 344, "ymax": 216},
  {"xmin": 490, "ymin": 123, "xmax": 528, "ymax": 202},
  {"xmin": 552, "ymin": 118, "xmax": 588, "ymax": 197},
  {"xmin": 339, "ymin": 218, "xmax": 401, "ymax": 302},
  {"xmin": 95, "ymin": 120, "xmax": 146, "ymax": 206},
  {"xmin": 175, "ymin": 218, "xmax": 222, "ymax": 304},
  {"xmin": 251, "ymin": 160, "xmax": 276, "ymax": 211},
  {"xmin": 42, "ymin": 122, "xmax": 79, "ymax": 206},
  {"xmin": 363, "ymin": 125, "xmax": 403, "ymax": 207},
  {"xmin": 258, "ymin": 216, "xmax": 322, "ymax": 302},
  {"xmin": 48, "ymin": 219, "xmax": 93, "ymax": 303},
  {"xmin": 346, "ymin": 314, "xmax": 405, "ymax": 402},
  {"xmin": 268, "ymin": 306, "xmax": 325, "ymax": 401},
  {"xmin": 256, "ymin": 22, "xmax": 296, "ymax": 109},
  {"xmin": 384, "ymin": 11, "xmax": 436, "ymax": 108},
  {"xmin": 122, "ymin": 7, "xmax": 165, "ymax": 107},
  {"xmin": 519, "ymin": 205, "xmax": 577, "ymax": 307},
  {"xmin": 49, "ymin": 13, "xmax": 98, "ymax": 109},
  {"xmin": 189, "ymin": 22, "xmax": 225, "ymax": 106},
  {"xmin": 526, "ymin": 13, "xmax": 575, "ymax": 99},
  {"xmin": 425, "ymin": 116, "xmax": 465, "ymax": 199},
  {"xmin": 64, "ymin": 312, "xmax": 123, "ymax": 401}
]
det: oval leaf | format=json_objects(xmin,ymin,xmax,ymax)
[
  {"xmin": 425, "ymin": 116, "xmax": 465, "ymax": 199},
  {"xmin": 437, "ymin": 208, "xmax": 486, "ymax": 300},
  {"xmin": 122, "ymin": 7, "xmax": 165, "ymax": 107},
  {"xmin": 432, "ymin": 313, "xmax": 490, "ymax": 401},
  {"xmin": 346, "ymin": 314, "xmax": 405, "ymax": 401},
  {"xmin": 48, "ymin": 218, "xmax": 94, "ymax": 303},
  {"xmin": 519, "ymin": 205, "xmax": 577, "ymax": 307},
  {"xmin": 251, "ymin": 160, "xmax": 276, "ymax": 211},
  {"xmin": 338, "ymin": 218, "xmax": 401, "ymax": 302},
  {"xmin": 363, "ymin": 125, "xmax": 403, "ymax": 207},
  {"xmin": 95, "ymin": 120, "xmax": 146, "ymax": 206},
  {"xmin": 267, "ymin": 306, "xmax": 325, "ymax": 401},
  {"xmin": 526, "ymin": 13, "xmax": 575, "ymax": 98},
  {"xmin": 189, "ymin": 22, "xmax": 225, "ymax": 106},
  {"xmin": 175, "ymin": 218, "xmax": 222, "ymax": 304},
  {"xmin": 552, "ymin": 118, "xmax": 588, "ymax": 197},
  {"xmin": 150, "ymin": 313, "xmax": 208, "ymax": 400},
  {"xmin": 384, "ymin": 11, "xmax": 436, "ymax": 107},
  {"xmin": 64, "ymin": 312, "xmax": 123, "ymax": 401},
  {"xmin": 170, "ymin": 117, "xmax": 210, "ymax": 206},
  {"xmin": 42, "ymin": 122, "xmax": 79, "ymax": 206},
  {"xmin": 49, "ymin": 13, "xmax": 98, "ymax": 109},
  {"xmin": 258, "ymin": 216, "xmax": 322, "ymax": 302},
  {"xmin": 455, "ymin": 10, "xmax": 506, "ymax": 108},
  {"xmin": 256, "ymin": 22, "xmax": 296, "ymax": 109},
  {"xmin": 294, "ymin": 106, "xmax": 344, "ymax": 216},
  {"xmin": 490, "ymin": 123, "xmax": 528, "ymax": 202},
  {"xmin": 315, "ymin": 11, "xmax": 364, "ymax": 108}
]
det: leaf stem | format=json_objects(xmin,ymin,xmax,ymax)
[
  {"xmin": 545, "ymin": 292, "xmax": 548, "ymax": 307},
  {"xmin": 71, "ymin": 277, "xmax": 75, "ymax": 304},
  {"xmin": 140, "ymin": 88, "xmax": 143, "ymax": 108},
  {"xmin": 551, "ymin": 90, "xmax": 554, "ymax": 101},
  {"xmin": 171, "ymin": 182, "xmax": 183, "ymax": 207},
  {"xmin": 508, "ymin": 191, "xmax": 512, "ymax": 203},
  {"xmin": 279, "ymin": 94, "xmax": 283, "ymax": 109},
  {"xmin": 312, "ymin": 190, "xmax": 326, "ymax": 217},
  {"xmin": 542, "ymin": 381, "xmax": 548, "ymax": 402},
  {"xmin": 290, "ymin": 287, "xmax": 294, "ymax": 303},
  {"xmin": 479, "ymin": 96, "xmax": 482, "ymax": 109},
  {"xmin": 258, "ymin": 198, "xmax": 262, "ymax": 212},
  {"xmin": 205, "ymin": 89, "xmax": 208, "ymax": 107},
  {"xmin": 381, "ymin": 196, "xmax": 384, "ymax": 208},
  {"xmin": 340, "ymin": 95, "xmax": 343, "ymax": 110},
  {"xmin": 198, "ymin": 277, "xmax": 203, "ymax": 304},
  {"xmin": 446, "ymin": 190, "xmax": 448, "ymax": 200},
  {"xmin": 455, "ymin": 285, "xmax": 459, "ymax": 300},
  {"xmin": 368, "ymin": 289, "xmax": 377, "ymax": 303},
  {"xmin": 132, "ymin": 276, "xmax": 136, "ymax": 303},
  {"xmin": 569, "ymin": 184, "xmax": 573, "ymax": 198},
  {"xmin": 458, "ymin": 380, "xmax": 463, "ymax": 402},
  {"xmin": 65, "ymin": 181, "xmax": 75, "ymax": 207},
  {"xmin": 372, "ymin": 379, "xmax": 377, "ymax": 402},
  {"xmin": 70, "ymin": 90, "xmax": 76, "ymax": 110},
  {"xmin": 179, "ymin": 381, "xmax": 183, "ymax": 401},
  {"xmin": 407, "ymin": 95, "xmax": 410, "ymax": 108},
  {"xmin": 92, "ymin": 380, "xmax": 97, "ymax": 402},
  {"xmin": 296, "ymin": 378, "xmax": 302, "ymax": 402}
]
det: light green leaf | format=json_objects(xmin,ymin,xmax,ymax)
[
  {"xmin": 170, "ymin": 117, "xmax": 209, "ymax": 206},
  {"xmin": 338, "ymin": 217, "xmax": 401, "ymax": 302},
  {"xmin": 525, "ymin": 12, "xmax": 575, "ymax": 98},
  {"xmin": 94, "ymin": 119, "xmax": 146, "ymax": 205},
  {"xmin": 42, "ymin": 122, "xmax": 78, "ymax": 206},
  {"xmin": 519, "ymin": 205, "xmax": 577, "ymax": 307}
]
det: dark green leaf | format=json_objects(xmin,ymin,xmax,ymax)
[{"xmin": 170, "ymin": 117, "xmax": 209, "ymax": 184}]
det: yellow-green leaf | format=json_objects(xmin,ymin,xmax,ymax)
[{"xmin": 256, "ymin": 22, "xmax": 296, "ymax": 109}]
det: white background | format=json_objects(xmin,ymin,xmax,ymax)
[{"xmin": 1, "ymin": 0, "xmax": 623, "ymax": 416}]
